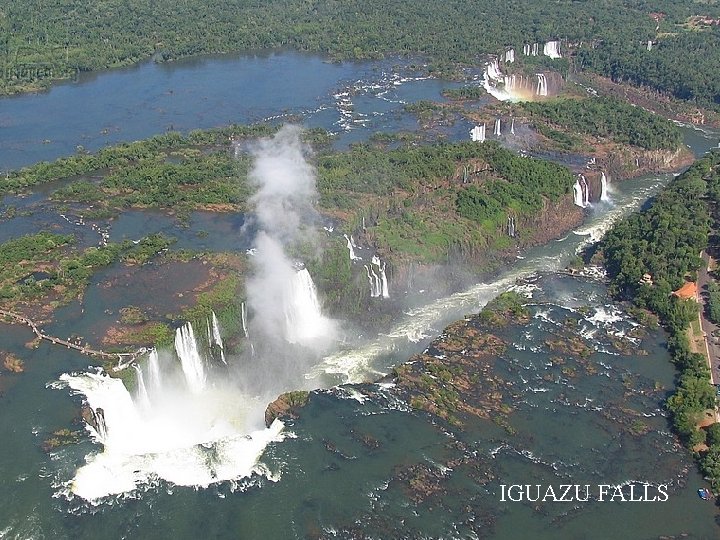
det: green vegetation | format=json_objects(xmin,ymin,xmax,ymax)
[
  {"xmin": 520, "ymin": 96, "xmax": 684, "ymax": 150},
  {"xmin": 601, "ymin": 151, "xmax": 720, "ymax": 487},
  {"xmin": 577, "ymin": 29, "xmax": 720, "ymax": 110},
  {"xmin": 317, "ymin": 140, "xmax": 573, "ymax": 263},
  {"xmin": 478, "ymin": 291, "xmax": 529, "ymax": 326},
  {"xmin": 706, "ymin": 281, "xmax": 720, "ymax": 325},
  {"xmin": 442, "ymin": 86, "xmax": 486, "ymax": 101},
  {"xmin": 0, "ymin": 232, "xmax": 175, "ymax": 309}
]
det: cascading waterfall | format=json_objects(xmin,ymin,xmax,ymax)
[
  {"xmin": 543, "ymin": 40, "xmax": 561, "ymax": 59},
  {"xmin": 504, "ymin": 75, "xmax": 516, "ymax": 92},
  {"xmin": 507, "ymin": 215, "xmax": 516, "ymax": 238},
  {"xmin": 494, "ymin": 118, "xmax": 501, "ymax": 136},
  {"xmin": 647, "ymin": 40, "xmax": 652, "ymax": 52},
  {"xmin": 145, "ymin": 348, "xmax": 162, "ymax": 395},
  {"xmin": 600, "ymin": 172, "xmax": 610, "ymax": 202},
  {"xmin": 510, "ymin": 118, "xmax": 515, "ymax": 135},
  {"xmin": 581, "ymin": 175, "xmax": 590, "ymax": 207},
  {"xmin": 210, "ymin": 311, "xmax": 226, "ymax": 365},
  {"xmin": 174, "ymin": 322, "xmax": 207, "ymax": 394},
  {"xmin": 284, "ymin": 267, "xmax": 328, "ymax": 344},
  {"xmin": 241, "ymin": 301, "xmax": 249, "ymax": 338},
  {"xmin": 344, "ymin": 234, "xmax": 361, "ymax": 261},
  {"xmin": 536, "ymin": 74, "xmax": 548, "ymax": 97},
  {"xmin": 532, "ymin": 43, "xmax": 539, "ymax": 56},
  {"xmin": 60, "ymin": 344, "xmax": 285, "ymax": 501},
  {"xmin": 486, "ymin": 58, "xmax": 502, "ymax": 82},
  {"xmin": 573, "ymin": 176, "xmax": 589, "ymax": 208},
  {"xmin": 372, "ymin": 255, "xmax": 390, "ymax": 299},
  {"xmin": 133, "ymin": 364, "xmax": 151, "ymax": 410},
  {"xmin": 504, "ymin": 48, "xmax": 515, "ymax": 63},
  {"xmin": 523, "ymin": 43, "xmax": 531, "ymax": 56},
  {"xmin": 365, "ymin": 264, "xmax": 382, "ymax": 298},
  {"xmin": 470, "ymin": 124, "xmax": 486, "ymax": 142}
]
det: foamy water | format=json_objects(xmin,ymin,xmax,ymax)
[{"xmin": 58, "ymin": 370, "xmax": 285, "ymax": 503}]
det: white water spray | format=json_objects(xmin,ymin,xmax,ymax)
[
  {"xmin": 470, "ymin": 124, "xmax": 486, "ymax": 142},
  {"xmin": 600, "ymin": 172, "xmax": 610, "ymax": 203},
  {"xmin": 210, "ymin": 311, "xmax": 226, "ymax": 365},
  {"xmin": 536, "ymin": 74, "xmax": 548, "ymax": 97},
  {"xmin": 284, "ymin": 267, "xmax": 330, "ymax": 344},
  {"xmin": 543, "ymin": 40, "xmax": 561, "ymax": 59},
  {"xmin": 174, "ymin": 322, "xmax": 207, "ymax": 394},
  {"xmin": 494, "ymin": 118, "xmax": 501, "ymax": 136},
  {"xmin": 344, "ymin": 234, "xmax": 361, "ymax": 261}
]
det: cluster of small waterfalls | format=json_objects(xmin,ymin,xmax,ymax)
[
  {"xmin": 573, "ymin": 172, "xmax": 612, "ymax": 208},
  {"xmin": 482, "ymin": 61, "xmax": 555, "ymax": 102},
  {"xmin": 365, "ymin": 256, "xmax": 390, "ymax": 299},
  {"xmin": 62, "ymin": 309, "xmax": 287, "ymax": 501},
  {"xmin": 521, "ymin": 40, "xmax": 561, "ymax": 58},
  {"xmin": 343, "ymin": 233, "xmax": 391, "ymax": 299},
  {"xmin": 480, "ymin": 40, "xmax": 561, "ymax": 102},
  {"xmin": 469, "ymin": 117, "xmax": 514, "ymax": 141}
]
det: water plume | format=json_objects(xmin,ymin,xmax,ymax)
[{"xmin": 245, "ymin": 125, "xmax": 336, "ymax": 348}]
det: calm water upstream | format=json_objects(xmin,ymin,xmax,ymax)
[{"xmin": 1, "ymin": 52, "xmax": 720, "ymax": 539}]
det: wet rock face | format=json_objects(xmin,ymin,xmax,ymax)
[{"xmin": 264, "ymin": 390, "xmax": 310, "ymax": 427}]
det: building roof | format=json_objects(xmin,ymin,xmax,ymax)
[{"xmin": 672, "ymin": 281, "xmax": 697, "ymax": 300}]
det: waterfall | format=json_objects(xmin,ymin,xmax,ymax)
[
  {"xmin": 510, "ymin": 118, "xmax": 515, "ymax": 135},
  {"xmin": 133, "ymin": 364, "xmax": 151, "ymax": 410},
  {"xmin": 372, "ymin": 255, "xmax": 390, "ymax": 299},
  {"xmin": 362, "ymin": 216, "xmax": 366, "ymax": 230},
  {"xmin": 365, "ymin": 265, "xmax": 381, "ymax": 298},
  {"xmin": 470, "ymin": 124, "xmax": 486, "ymax": 142},
  {"xmin": 93, "ymin": 407, "xmax": 109, "ymax": 442},
  {"xmin": 536, "ymin": 74, "xmax": 548, "ymax": 97},
  {"xmin": 241, "ymin": 301, "xmax": 249, "ymax": 338},
  {"xmin": 580, "ymin": 175, "xmax": 590, "ymax": 207},
  {"xmin": 507, "ymin": 216, "xmax": 516, "ymax": 238},
  {"xmin": 284, "ymin": 267, "xmax": 328, "ymax": 344},
  {"xmin": 486, "ymin": 58, "xmax": 502, "ymax": 82},
  {"xmin": 59, "ymin": 351, "xmax": 286, "ymax": 501},
  {"xmin": 600, "ymin": 172, "xmax": 610, "ymax": 202},
  {"xmin": 494, "ymin": 118, "xmax": 501, "ymax": 136},
  {"xmin": 344, "ymin": 234, "xmax": 361, "ymax": 261},
  {"xmin": 532, "ymin": 43, "xmax": 539, "ymax": 56},
  {"xmin": 504, "ymin": 75, "xmax": 516, "ymax": 92},
  {"xmin": 482, "ymin": 59, "xmax": 522, "ymax": 102},
  {"xmin": 523, "ymin": 43, "xmax": 531, "ymax": 55},
  {"xmin": 210, "ymin": 311, "xmax": 226, "ymax": 365},
  {"xmin": 146, "ymin": 348, "xmax": 162, "ymax": 395},
  {"xmin": 174, "ymin": 322, "xmax": 207, "ymax": 393},
  {"xmin": 573, "ymin": 177, "xmax": 589, "ymax": 208},
  {"xmin": 504, "ymin": 48, "xmax": 515, "ymax": 63},
  {"xmin": 647, "ymin": 40, "xmax": 652, "ymax": 51},
  {"xmin": 543, "ymin": 40, "xmax": 561, "ymax": 59}
]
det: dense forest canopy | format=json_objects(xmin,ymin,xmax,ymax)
[
  {"xmin": 520, "ymin": 96, "xmax": 684, "ymax": 150},
  {"xmin": 3, "ymin": 0, "xmax": 720, "ymax": 105},
  {"xmin": 601, "ymin": 151, "xmax": 720, "ymax": 478}
]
